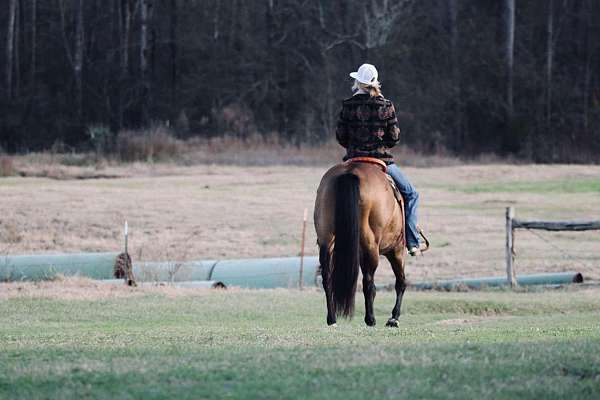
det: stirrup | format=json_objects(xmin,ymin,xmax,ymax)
[
  {"xmin": 408, "ymin": 227, "xmax": 430, "ymax": 256},
  {"xmin": 417, "ymin": 226, "xmax": 430, "ymax": 253}
]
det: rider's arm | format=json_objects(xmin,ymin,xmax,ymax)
[
  {"xmin": 383, "ymin": 102, "xmax": 400, "ymax": 148},
  {"xmin": 335, "ymin": 104, "xmax": 349, "ymax": 148}
]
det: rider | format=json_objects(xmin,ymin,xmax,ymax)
[{"xmin": 336, "ymin": 63, "xmax": 422, "ymax": 256}]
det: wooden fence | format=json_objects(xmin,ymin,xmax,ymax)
[{"xmin": 505, "ymin": 207, "xmax": 600, "ymax": 287}]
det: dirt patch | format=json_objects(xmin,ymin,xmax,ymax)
[
  {"xmin": 435, "ymin": 316, "xmax": 513, "ymax": 326},
  {"xmin": 15, "ymin": 166, "xmax": 126, "ymax": 180}
]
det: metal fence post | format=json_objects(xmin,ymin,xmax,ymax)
[
  {"xmin": 299, "ymin": 208, "xmax": 308, "ymax": 290},
  {"xmin": 506, "ymin": 207, "xmax": 517, "ymax": 287}
]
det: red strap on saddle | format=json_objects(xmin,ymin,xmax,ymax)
[{"xmin": 345, "ymin": 157, "xmax": 387, "ymax": 173}]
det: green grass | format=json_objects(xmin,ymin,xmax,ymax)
[
  {"xmin": 1, "ymin": 289, "xmax": 600, "ymax": 399},
  {"xmin": 457, "ymin": 179, "xmax": 600, "ymax": 194}
]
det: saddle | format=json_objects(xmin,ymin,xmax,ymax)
[{"xmin": 345, "ymin": 156, "xmax": 387, "ymax": 172}]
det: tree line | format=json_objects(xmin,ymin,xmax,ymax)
[{"xmin": 1, "ymin": 0, "xmax": 599, "ymax": 162}]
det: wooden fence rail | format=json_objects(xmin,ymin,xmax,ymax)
[
  {"xmin": 505, "ymin": 207, "xmax": 600, "ymax": 288},
  {"xmin": 512, "ymin": 220, "xmax": 600, "ymax": 231}
]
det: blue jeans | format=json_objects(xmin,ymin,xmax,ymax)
[{"xmin": 386, "ymin": 164, "xmax": 420, "ymax": 249}]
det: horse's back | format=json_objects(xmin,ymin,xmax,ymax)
[{"xmin": 316, "ymin": 162, "xmax": 389, "ymax": 201}]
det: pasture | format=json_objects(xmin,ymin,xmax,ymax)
[
  {"xmin": 1, "ymin": 280, "xmax": 600, "ymax": 399},
  {"xmin": 1, "ymin": 162, "xmax": 600, "ymax": 398},
  {"xmin": 1, "ymin": 163, "xmax": 599, "ymax": 283}
]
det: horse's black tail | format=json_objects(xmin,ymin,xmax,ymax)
[{"xmin": 331, "ymin": 173, "xmax": 360, "ymax": 317}]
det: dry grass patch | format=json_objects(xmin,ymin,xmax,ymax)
[
  {"xmin": 0, "ymin": 276, "xmax": 224, "ymax": 300},
  {"xmin": 1, "ymin": 164, "xmax": 599, "ymax": 284},
  {"xmin": 434, "ymin": 316, "xmax": 514, "ymax": 326},
  {"xmin": 0, "ymin": 155, "xmax": 15, "ymax": 177},
  {"xmin": 116, "ymin": 127, "xmax": 184, "ymax": 162}
]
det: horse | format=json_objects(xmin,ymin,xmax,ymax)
[{"xmin": 314, "ymin": 158, "xmax": 408, "ymax": 327}]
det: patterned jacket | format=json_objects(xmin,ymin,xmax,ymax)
[{"xmin": 335, "ymin": 93, "xmax": 400, "ymax": 164}]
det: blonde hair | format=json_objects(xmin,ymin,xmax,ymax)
[{"xmin": 352, "ymin": 79, "xmax": 382, "ymax": 97}]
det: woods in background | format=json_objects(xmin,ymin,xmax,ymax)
[{"xmin": 1, "ymin": 0, "xmax": 599, "ymax": 162}]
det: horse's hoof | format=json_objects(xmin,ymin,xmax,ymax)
[
  {"xmin": 386, "ymin": 318, "xmax": 399, "ymax": 328},
  {"xmin": 328, "ymin": 323, "xmax": 337, "ymax": 328}
]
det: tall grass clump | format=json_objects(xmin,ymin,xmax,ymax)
[
  {"xmin": 0, "ymin": 154, "xmax": 15, "ymax": 177},
  {"xmin": 116, "ymin": 126, "xmax": 184, "ymax": 162}
]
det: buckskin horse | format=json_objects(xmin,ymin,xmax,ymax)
[{"xmin": 314, "ymin": 157, "xmax": 426, "ymax": 327}]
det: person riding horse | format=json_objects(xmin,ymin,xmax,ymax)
[
  {"xmin": 313, "ymin": 64, "xmax": 428, "ymax": 327},
  {"xmin": 336, "ymin": 63, "xmax": 423, "ymax": 255}
]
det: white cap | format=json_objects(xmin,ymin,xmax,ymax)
[{"xmin": 349, "ymin": 63, "xmax": 379, "ymax": 85}]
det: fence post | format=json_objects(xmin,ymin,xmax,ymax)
[
  {"xmin": 124, "ymin": 220, "xmax": 129, "ymax": 254},
  {"xmin": 299, "ymin": 208, "xmax": 308, "ymax": 290},
  {"xmin": 505, "ymin": 207, "xmax": 517, "ymax": 287}
]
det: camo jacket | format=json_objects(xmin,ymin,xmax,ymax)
[{"xmin": 335, "ymin": 93, "xmax": 400, "ymax": 164}]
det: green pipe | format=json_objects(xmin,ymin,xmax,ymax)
[
  {"xmin": 3, "ymin": 252, "xmax": 582, "ymax": 293},
  {"xmin": 133, "ymin": 257, "xmax": 319, "ymax": 288},
  {"xmin": 411, "ymin": 272, "xmax": 584, "ymax": 290},
  {"xmin": 209, "ymin": 257, "xmax": 319, "ymax": 289},
  {"xmin": 0, "ymin": 252, "xmax": 319, "ymax": 288},
  {"xmin": 0, "ymin": 253, "xmax": 119, "ymax": 281},
  {"xmin": 132, "ymin": 260, "xmax": 216, "ymax": 282}
]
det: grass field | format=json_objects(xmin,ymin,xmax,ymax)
[
  {"xmin": 1, "ymin": 161, "xmax": 599, "ymax": 398},
  {"xmin": 1, "ymin": 280, "xmax": 600, "ymax": 399}
]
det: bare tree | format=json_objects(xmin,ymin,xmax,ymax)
[
  {"xmin": 169, "ymin": 0, "xmax": 177, "ymax": 117},
  {"xmin": 582, "ymin": 0, "xmax": 592, "ymax": 137},
  {"xmin": 140, "ymin": 0, "xmax": 153, "ymax": 125},
  {"xmin": 117, "ymin": 0, "xmax": 133, "ymax": 128},
  {"xmin": 6, "ymin": 0, "xmax": 18, "ymax": 98},
  {"xmin": 14, "ymin": 0, "xmax": 21, "ymax": 98},
  {"xmin": 213, "ymin": 0, "xmax": 220, "ymax": 41},
  {"xmin": 120, "ymin": 0, "xmax": 132, "ymax": 75},
  {"xmin": 58, "ymin": 0, "xmax": 85, "ymax": 119},
  {"xmin": 545, "ymin": 0, "xmax": 554, "ymax": 134},
  {"xmin": 266, "ymin": 0, "xmax": 275, "ymax": 91},
  {"xmin": 360, "ymin": 0, "xmax": 413, "ymax": 58},
  {"xmin": 30, "ymin": 0, "xmax": 37, "ymax": 94},
  {"xmin": 448, "ymin": 0, "xmax": 461, "ymax": 150},
  {"xmin": 505, "ymin": 0, "xmax": 515, "ymax": 122},
  {"xmin": 75, "ymin": 0, "xmax": 84, "ymax": 119},
  {"xmin": 362, "ymin": 0, "xmax": 413, "ymax": 49}
]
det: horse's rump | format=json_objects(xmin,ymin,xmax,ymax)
[
  {"xmin": 314, "ymin": 162, "xmax": 405, "ymax": 319},
  {"xmin": 314, "ymin": 162, "xmax": 404, "ymax": 253}
]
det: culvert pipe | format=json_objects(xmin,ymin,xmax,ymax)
[
  {"xmin": 132, "ymin": 260, "xmax": 216, "ymax": 282},
  {"xmin": 209, "ymin": 256, "xmax": 319, "ymax": 289},
  {"xmin": 0, "ymin": 252, "xmax": 119, "ymax": 281},
  {"xmin": 1, "ymin": 252, "xmax": 320, "ymax": 289},
  {"xmin": 411, "ymin": 272, "xmax": 584, "ymax": 290},
  {"xmin": 133, "ymin": 257, "xmax": 319, "ymax": 288}
]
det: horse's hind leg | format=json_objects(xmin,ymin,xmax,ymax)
[
  {"xmin": 361, "ymin": 246, "xmax": 379, "ymax": 327},
  {"xmin": 385, "ymin": 247, "xmax": 407, "ymax": 328},
  {"xmin": 319, "ymin": 244, "xmax": 336, "ymax": 326}
]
